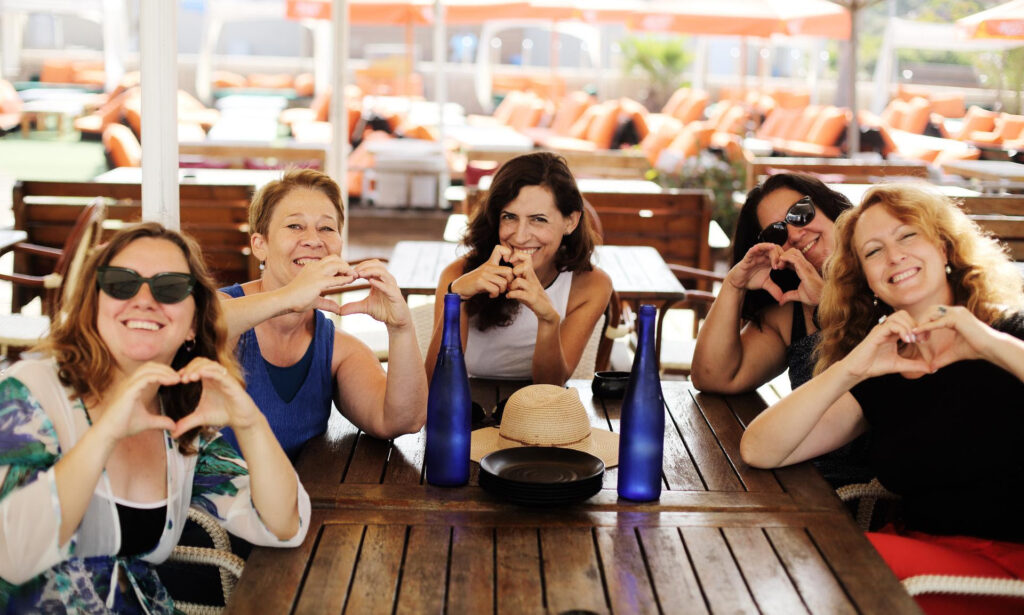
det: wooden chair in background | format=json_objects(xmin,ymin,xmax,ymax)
[{"xmin": 0, "ymin": 198, "xmax": 107, "ymax": 358}]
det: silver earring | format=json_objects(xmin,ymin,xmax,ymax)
[
  {"xmin": 259, "ymin": 261, "xmax": 265, "ymax": 271},
  {"xmin": 872, "ymin": 295, "xmax": 878, "ymax": 307},
  {"xmin": 182, "ymin": 338, "xmax": 196, "ymax": 354},
  {"xmin": 945, "ymin": 264, "xmax": 952, "ymax": 275}
]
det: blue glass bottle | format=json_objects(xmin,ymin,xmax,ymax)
[
  {"xmin": 617, "ymin": 304, "xmax": 665, "ymax": 501},
  {"xmin": 425, "ymin": 293, "xmax": 472, "ymax": 486}
]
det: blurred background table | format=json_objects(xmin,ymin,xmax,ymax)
[{"xmin": 226, "ymin": 380, "xmax": 916, "ymax": 615}]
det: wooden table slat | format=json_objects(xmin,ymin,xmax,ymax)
[
  {"xmin": 293, "ymin": 524, "xmax": 363, "ymax": 615},
  {"xmin": 682, "ymin": 526, "xmax": 761, "ymax": 613},
  {"xmin": 383, "ymin": 430, "xmax": 427, "ymax": 486},
  {"xmin": 394, "ymin": 525, "xmax": 451, "ymax": 615},
  {"xmin": 343, "ymin": 524, "xmax": 407, "ymax": 615},
  {"xmin": 637, "ymin": 527, "xmax": 710, "ymax": 615},
  {"xmin": 724, "ymin": 527, "xmax": 811, "ymax": 615},
  {"xmin": 495, "ymin": 528, "xmax": 546, "ymax": 615},
  {"xmin": 540, "ymin": 528, "xmax": 610, "ymax": 615},
  {"xmin": 692, "ymin": 389, "xmax": 783, "ymax": 493},
  {"xmin": 765, "ymin": 527, "xmax": 858, "ymax": 615},
  {"xmin": 595, "ymin": 527, "xmax": 662, "ymax": 614},
  {"xmin": 449, "ymin": 526, "xmax": 497, "ymax": 614},
  {"xmin": 667, "ymin": 389, "xmax": 745, "ymax": 492}
]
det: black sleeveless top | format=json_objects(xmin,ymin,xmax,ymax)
[
  {"xmin": 116, "ymin": 502, "xmax": 167, "ymax": 557},
  {"xmin": 786, "ymin": 302, "xmax": 873, "ymax": 488}
]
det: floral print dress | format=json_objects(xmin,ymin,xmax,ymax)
[{"xmin": 0, "ymin": 358, "xmax": 311, "ymax": 614}]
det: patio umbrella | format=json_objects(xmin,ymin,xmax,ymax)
[
  {"xmin": 623, "ymin": 0, "xmax": 850, "ymax": 39},
  {"xmin": 958, "ymin": 0, "xmax": 1024, "ymax": 40}
]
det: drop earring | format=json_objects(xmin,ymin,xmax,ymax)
[
  {"xmin": 945, "ymin": 264, "xmax": 952, "ymax": 275},
  {"xmin": 259, "ymin": 261, "xmax": 265, "ymax": 271},
  {"xmin": 872, "ymin": 295, "xmax": 878, "ymax": 307},
  {"xmin": 182, "ymin": 338, "xmax": 196, "ymax": 354}
]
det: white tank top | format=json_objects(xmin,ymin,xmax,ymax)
[{"xmin": 464, "ymin": 270, "xmax": 574, "ymax": 379}]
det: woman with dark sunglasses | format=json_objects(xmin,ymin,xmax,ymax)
[
  {"xmin": 690, "ymin": 173, "xmax": 869, "ymax": 487},
  {"xmin": 218, "ymin": 169, "xmax": 427, "ymax": 461},
  {"xmin": 0, "ymin": 223, "xmax": 309, "ymax": 612},
  {"xmin": 741, "ymin": 185, "xmax": 1024, "ymax": 614},
  {"xmin": 692, "ymin": 173, "xmax": 852, "ymax": 393}
]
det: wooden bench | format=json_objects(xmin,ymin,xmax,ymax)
[
  {"xmin": 959, "ymin": 194, "xmax": 1024, "ymax": 260},
  {"xmin": 464, "ymin": 148, "xmax": 651, "ymax": 180},
  {"xmin": 12, "ymin": 180, "xmax": 257, "ymax": 311},
  {"xmin": 745, "ymin": 156, "xmax": 930, "ymax": 190}
]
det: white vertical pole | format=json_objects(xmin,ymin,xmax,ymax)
[
  {"xmin": 101, "ymin": 0, "xmax": 126, "ymax": 92},
  {"xmin": 140, "ymin": 0, "xmax": 179, "ymax": 229},
  {"xmin": 329, "ymin": 0, "xmax": 349, "ymax": 256},
  {"xmin": 434, "ymin": 0, "xmax": 448, "ymax": 209}
]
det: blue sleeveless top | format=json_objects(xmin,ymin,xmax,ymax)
[{"xmin": 220, "ymin": 283, "xmax": 336, "ymax": 460}]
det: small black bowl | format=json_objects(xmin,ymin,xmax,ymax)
[{"xmin": 591, "ymin": 371, "xmax": 630, "ymax": 399}]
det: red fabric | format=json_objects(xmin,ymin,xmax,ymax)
[{"xmin": 868, "ymin": 527, "xmax": 1024, "ymax": 615}]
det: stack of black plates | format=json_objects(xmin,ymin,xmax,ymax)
[{"xmin": 479, "ymin": 447, "xmax": 604, "ymax": 507}]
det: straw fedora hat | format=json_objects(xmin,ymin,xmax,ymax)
[{"xmin": 470, "ymin": 385, "xmax": 619, "ymax": 467}]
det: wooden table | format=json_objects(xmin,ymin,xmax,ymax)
[
  {"xmin": 177, "ymin": 140, "xmax": 328, "ymax": 170},
  {"xmin": 226, "ymin": 380, "xmax": 916, "ymax": 614},
  {"xmin": 94, "ymin": 167, "xmax": 282, "ymax": 190},
  {"xmin": 940, "ymin": 160, "xmax": 1024, "ymax": 183}
]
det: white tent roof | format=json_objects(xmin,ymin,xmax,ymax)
[{"xmin": 871, "ymin": 17, "xmax": 1023, "ymax": 112}]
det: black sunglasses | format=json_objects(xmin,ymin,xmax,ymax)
[
  {"xmin": 97, "ymin": 266, "xmax": 196, "ymax": 304},
  {"xmin": 757, "ymin": 196, "xmax": 816, "ymax": 246}
]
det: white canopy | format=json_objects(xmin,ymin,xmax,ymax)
[{"xmin": 871, "ymin": 17, "xmax": 1023, "ymax": 113}]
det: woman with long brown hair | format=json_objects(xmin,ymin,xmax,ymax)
[{"xmin": 425, "ymin": 152, "xmax": 612, "ymax": 385}]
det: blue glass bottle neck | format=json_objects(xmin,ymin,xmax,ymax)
[
  {"xmin": 635, "ymin": 306, "xmax": 656, "ymax": 351},
  {"xmin": 441, "ymin": 293, "xmax": 462, "ymax": 349}
]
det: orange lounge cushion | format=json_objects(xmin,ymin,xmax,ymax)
[
  {"xmin": 805, "ymin": 107, "xmax": 849, "ymax": 147},
  {"xmin": 640, "ymin": 116, "xmax": 683, "ymax": 165},
  {"xmin": 246, "ymin": 73, "xmax": 295, "ymax": 90},
  {"xmin": 549, "ymin": 91, "xmax": 594, "ymax": 136},
  {"xmin": 673, "ymin": 91, "xmax": 709, "ymax": 124},
  {"xmin": 103, "ymin": 123, "xmax": 142, "ymax": 167},
  {"xmin": 211, "ymin": 70, "xmax": 247, "ymax": 89},
  {"xmin": 898, "ymin": 97, "xmax": 932, "ymax": 134},
  {"xmin": 584, "ymin": 101, "xmax": 622, "ymax": 150},
  {"xmin": 294, "ymin": 73, "xmax": 315, "ymax": 98},
  {"xmin": 956, "ymin": 106, "xmax": 999, "ymax": 140}
]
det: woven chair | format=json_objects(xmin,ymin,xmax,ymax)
[
  {"xmin": 836, "ymin": 479, "xmax": 1024, "ymax": 601},
  {"xmin": 168, "ymin": 508, "xmax": 246, "ymax": 615}
]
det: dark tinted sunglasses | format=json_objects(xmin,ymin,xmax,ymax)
[
  {"xmin": 757, "ymin": 196, "xmax": 816, "ymax": 246},
  {"xmin": 97, "ymin": 266, "xmax": 196, "ymax": 304}
]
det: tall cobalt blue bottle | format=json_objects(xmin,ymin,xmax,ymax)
[
  {"xmin": 425, "ymin": 293, "xmax": 472, "ymax": 486},
  {"xmin": 617, "ymin": 304, "xmax": 665, "ymax": 501}
]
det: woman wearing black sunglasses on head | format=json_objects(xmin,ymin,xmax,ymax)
[
  {"xmin": 690, "ymin": 173, "xmax": 871, "ymax": 487},
  {"xmin": 0, "ymin": 223, "xmax": 308, "ymax": 612}
]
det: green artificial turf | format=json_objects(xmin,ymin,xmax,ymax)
[{"xmin": 0, "ymin": 130, "xmax": 108, "ymax": 181}]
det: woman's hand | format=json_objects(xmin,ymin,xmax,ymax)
[
  {"xmin": 449, "ymin": 245, "xmax": 514, "ymax": 299},
  {"xmin": 912, "ymin": 305, "xmax": 994, "ymax": 370},
  {"xmin": 775, "ymin": 248, "xmax": 825, "ymax": 307},
  {"xmin": 841, "ymin": 310, "xmax": 932, "ymax": 380},
  {"xmin": 507, "ymin": 251, "xmax": 558, "ymax": 324},
  {"xmin": 171, "ymin": 358, "xmax": 264, "ymax": 437},
  {"xmin": 726, "ymin": 243, "xmax": 785, "ymax": 302},
  {"xmin": 92, "ymin": 363, "xmax": 180, "ymax": 440},
  {"xmin": 285, "ymin": 255, "xmax": 358, "ymax": 314},
  {"xmin": 338, "ymin": 259, "xmax": 413, "ymax": 329}
]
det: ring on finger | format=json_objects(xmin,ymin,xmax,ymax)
[
  {"xmin": 878, "ymin": 314, "xmax": 887, "ymax": 324},
  {"xmin": 937, "ymin": 305, "xmax": 947, "ymax": 316}
]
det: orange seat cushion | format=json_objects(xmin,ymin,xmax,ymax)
[
  {"xmin": 211, "ymin": 70, "xmax": 247, "ymax": 89},
  {"xmin": 783, "ymin": 106, "xmax": 823, "ymax": 142},
  {"xmin": 805, "ymin": 107, "xmax": 849, "ymax": 147},
  {"xmin": 584, "ymin": 102, "xmax": 622, "ymax": 150},
  {"xmin": 898, "ymin": 97, "xmax": 931, "ymax": 134},
  {"xmin": 103, "ymin": 124, "xmax": 142, "ymax": 167},
  {"xmin": 661, "ymin": 88, "xmax": 691, "ymax": 117},
  {"xmin": 549, "ymin": 91, "xmax": 594, "ymax": 136},
  {"xmin": 640, "ymin": 117, "xmax": 683, "ymax": 165},
  {"xmin": 956, "ymin": 106, "xmax": 999, "ymax": 140}
]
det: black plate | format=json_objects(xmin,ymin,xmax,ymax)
[
  {"xmin": 479, "ymin": 466, "xmax": 603, "ymax": 507},
  {"xmin": 480, "ymin": 447, "xmax": 605, "ymax": 484}
]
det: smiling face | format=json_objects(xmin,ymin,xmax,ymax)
[
  {"xmin": 497, "ymin": 184, "xmax": 580, "ymax": 280},
  {"xmin": 96, "ymin": 237, "xmax": 197, "ymax": 371},
  {"xmin": 756, "ymin": 186, "xmax": 835, "ymax": 271},
  {"xmin": 252, "ymin": 187, "xmax": 343, "ymax": 287},
  {"xmin": 853, "ymin": 204, "xmax": 953, "ymax": 314}
]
